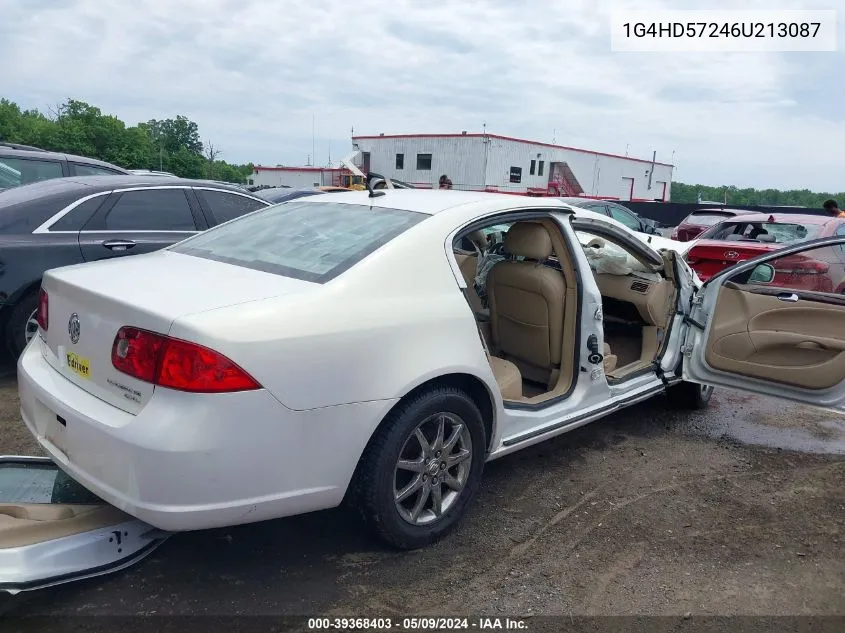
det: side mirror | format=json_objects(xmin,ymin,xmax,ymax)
[{"xmin": 748, "ymin": 263, "xmax": 775, "ymax": 284}]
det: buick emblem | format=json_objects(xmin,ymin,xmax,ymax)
[
  {"xmin": 68, "ymin": 313, "xmax": 80, "ymax": 344},
  {"xmin": 724, "ymin": 250, "xmax": 740, "ymax": 259}
]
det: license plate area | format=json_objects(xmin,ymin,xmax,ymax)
[{"xmin": 44, "ymin": 414, "xmax": 68, "ymax": 457}]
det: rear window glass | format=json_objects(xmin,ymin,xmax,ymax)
[
  {"xmin": 170, "ymin": 201, "xmax": 427, "ymax": 283},
  {"xmin": 686, "ymin": 212, "xmax": 734, "ymax": 227},
  {"xmin": 698, "ymin": 221, "xmax": 824, "ymax": 244}
]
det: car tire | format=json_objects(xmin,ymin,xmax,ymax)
[
  {"xmin": 351, "ymin": 386, "xmax": 487, "ymax": 550},
  {"xmin": 666, "ymin": 380, "xmax": 713, "ymax": 410},
  {"xmin": 5, "ymin": 290, "xmax": 39, "ymax": 359}
]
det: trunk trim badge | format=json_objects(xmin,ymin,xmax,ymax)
[{"xmin": 68, "ymin": 313, "xmax": 80, "ymax": 344}]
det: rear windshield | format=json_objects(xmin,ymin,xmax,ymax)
[
  {"xmin": 685, "ymin": 212, "xmax": 734, "ymax": 227},
  {"xmin": 170, "ymin": 200, "xmax": 427, "ymax": 283},
  {"xmin": 698, "ymin": 221, "xmax": 824, "ymax": 244}
]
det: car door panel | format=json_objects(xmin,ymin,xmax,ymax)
[
  {"xmin": 704, "ymin": 283, "xmax": 845, "ymax": 390},
  {"xmin": 684, "ymin": 236, "xmax": 845, "ymax": 411},
  {"xmin": 78, "ymin": 188, "xmax": 199, "ymax": 262}
]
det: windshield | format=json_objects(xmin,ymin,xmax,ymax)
[
  {"xmin": 698, "ymin": 221, "xmax": 823, "ymax": 244},
  {"xmin": 170, "ymin": 200, "xmax": 427, "ymax": 283}
]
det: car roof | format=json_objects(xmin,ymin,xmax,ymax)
[
  {"xmin": 0, "ymin": 146, "xmax": 130, "ymax": 172},
  {"xmin": 296, "ymin": 189, "xmax": 577, "ymax": 218},
  {"xmin": 718, "ymin": 212, "xmax": 835, "ymax": 225},
  {"xmin": 0, "ymin": 175, "xmax": 258, "ymax": 200},
  {"xmin": 558, "ymin": 197, "xmax": 606, "ymax": 205},
  {"xmin": 690, "ymin": 207, "xmax": 753, "ymax": 214}
]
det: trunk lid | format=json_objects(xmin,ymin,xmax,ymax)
[
  {"xmin": 685, "ymin": 240, "xmax": 779, "ymax": 281},
  {"xmin": 39, "ymin": 250, "xmax": 317, "ymax": 414}
]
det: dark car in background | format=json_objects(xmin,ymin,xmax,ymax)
[
  {"xmin": 253, "ymin": 187, "xmax": 326, "ymax": 204},
  {"xmin": 670, "ymin": 207, "xmax": 755, "ymax": 242},
  {"xmin": 0, "ymin": 176, "xmax": 270, "ymax": 356},
  {"xmin": 0, "ymin": 142, "xmax": 130, "ymax": 190},
  {"xmin": 685, "ymin": 213, "xmax": 845, "ymax": 285},
  {"xmin": 558, "ymin": 197, "xmax": 660, "ymax": 235}
]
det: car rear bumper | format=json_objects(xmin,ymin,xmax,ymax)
[{"xmin": 17, "ymin": 338, "xmax": 396, "ymax": 532}]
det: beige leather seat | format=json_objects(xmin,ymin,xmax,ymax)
[
  {"xmin": 603, "ymin": 342, "xmax": 617, "ymax": 374},
  {"xmin": 455, "ymin": 230, "xmax": 489, "ymax": 315},
  {"xmin": 486, "ymin": 222, "xmax": 566, "ymax": 387},
  {"xmin": 488, "ymin": 356, "xmax": 522, "ymax": 400}
]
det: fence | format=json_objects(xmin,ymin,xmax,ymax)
[{"xmin": 617, "ymin": 202, "xmax": 829, "ymax": 227}]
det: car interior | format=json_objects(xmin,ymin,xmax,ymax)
[
  {"xmin": 573, "ymin": 228, "xmax": 678, "ymax": 382},
  {"xmin": 453, "ymin": 217, "xmax": 680, "ymax": 404}
]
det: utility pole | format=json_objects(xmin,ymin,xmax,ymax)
[{"xmin": 647, "ymin": 150, "xmax": 656, "ymax": 190}]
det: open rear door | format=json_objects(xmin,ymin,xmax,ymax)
[
  {"xmin": 683, "ymin": 236, "xmax": 845, "ymax": 412},
  {"xmin": 0, "ymin": 456, "xmax": 167, "ymax": 594}
]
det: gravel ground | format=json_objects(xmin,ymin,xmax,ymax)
[{"xmin": 0, "ymin": 364, "xmax": 843, "ymax": 621}]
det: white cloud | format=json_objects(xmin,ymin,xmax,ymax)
[{"xmin": 1, "ymin": 0, "xmax": 843, "ymax": 190}]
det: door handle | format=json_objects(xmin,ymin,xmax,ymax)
[
  {"xmin": 777, "ymin": 292, "xmax": 799, "ymax": 302},
  {"xmin": 102, "ymin": 239, "xmax": 136, "ymax": 251}
]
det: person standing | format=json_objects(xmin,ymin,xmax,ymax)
[{"xmin": 822, "ymin": 199, "xmax": 845, "ymax": 218}]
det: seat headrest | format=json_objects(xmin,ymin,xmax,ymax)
[
  {"xmin": 466, "ymin": 229, "xmax": 488, "ymax": 251},
  {"xmin": 504, "ymin": 222, "xmax": 554, "ymax": 260}
]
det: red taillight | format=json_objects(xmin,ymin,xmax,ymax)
[
  {"xmin": 37, "ymin": 288, "xmax": 49, "ymax": 331},
  {"xmin": 111, "ymin": 326, "xmax": 260, "ymax": 393}
]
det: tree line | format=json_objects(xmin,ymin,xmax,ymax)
[
  {"xmin": 0, "ymin": 98, "xmax": 253, "ymax": 183},
  {"xmin": 668, "ymin": 181, "xmax": 843, "ymax": 208},
  {"xmin": 2, "ymin": 98, "xmax": 842, "ymax": 204}
]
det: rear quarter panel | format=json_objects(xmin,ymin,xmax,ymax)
[{"xmin": 167, "ymin": 216, "xmax": 501, "ymax": 412}]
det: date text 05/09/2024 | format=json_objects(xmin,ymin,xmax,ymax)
[{"xmin": 306, "ymin": 617, "xmax": 529, "ymax": 630}]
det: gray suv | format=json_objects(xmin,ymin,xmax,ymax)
[{"xmin": 0, "ymin": 142, "xmax": 130, "ymax": 190}]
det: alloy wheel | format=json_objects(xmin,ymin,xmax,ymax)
[{"xmin": 393, "ymin": 412, "xmax": 473, "ymax": 525}]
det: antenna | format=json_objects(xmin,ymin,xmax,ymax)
[{"xmin": 312, "ymin": 114, "xmax": 316, "ymax": 170}]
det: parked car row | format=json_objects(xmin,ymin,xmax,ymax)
[{"xmin": 0, "ymin": 142, "xmax": 130, "ymax": 190}]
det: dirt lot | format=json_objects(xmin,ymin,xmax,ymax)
[{"xmin": 1, "ymin": 365, "xmax": 843, "ymax": 620}]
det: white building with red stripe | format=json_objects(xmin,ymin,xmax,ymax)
[{"xmin": 351, "ymin": 133, "xmax": 674, "ymax": 201}]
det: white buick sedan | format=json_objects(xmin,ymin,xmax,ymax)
[{"xmin": 15, "ymin": 190, "xmax": 845, "ymax": 558}]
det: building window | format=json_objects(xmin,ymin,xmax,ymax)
[
  {"xmin": 509, "ymin": 166, "xmax": 522, "ymax": 183},
  {"xmin": 395, "ymin": 153, "xmax": 404, "ymax": 170},
  {"xmin": 416, "ymin": 153, "xmax": 432, "ymax": 170},
  {"xmin": 529, "ymin": 160, "xmax": 536, "ymax": 175},
  {"xmin": 538, "ymin": 161, "xmax": 545, "ymax": 176}
]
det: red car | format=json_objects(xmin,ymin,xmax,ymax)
[
  {"xmin": 670, "ymin": 208, "xmax": 755, "ymax": 241},
  {"xmin": 685, "ymin": 213, "xmax": 845, "ymax": 292}
]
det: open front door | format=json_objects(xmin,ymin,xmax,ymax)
[
  {"xmin": 683, "ymin": 236, "xmax": 845, "ymax": 412},
  {"xmin": 0, "ymin": 456, "xmax": 167, "ymax": 594}
]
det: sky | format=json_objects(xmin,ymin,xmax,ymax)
[{"xmin": 1, "ymin": 0, "xmax": 843, "ymax": 191}]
